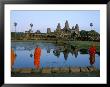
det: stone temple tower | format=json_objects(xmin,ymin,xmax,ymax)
[
  {"xmin": 75, "ymin": 24, "xmax": 79, "ymax": 32},
  {"xmin": 56, "ymin": 23, "xmax": 62, "ymax": 33},
  {"xmin": 47, "ymin": 28, "xmax": 51, "ymax": 33},
  {"xmin": 64, "ymin": 20, "xmax": 70, "ymax": 30},
  {"xmin": 56, "ymin": 23, "xmax": 61, "ymax": 30}
]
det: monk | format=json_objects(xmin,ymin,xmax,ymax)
[
  {"xmin": 11, "ymin": 48, "xmax": 16, "ymax": 68},
  {"xmin": 34, "ymin": 46, "xmax": 41, "ymax": 69},
  {"xmin": 89, "ymin": 43, "xmax": 96, "ymax": 65}
]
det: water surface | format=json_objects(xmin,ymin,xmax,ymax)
[{"xmin": 11, "ymin": 41, "xmax": 100, "ymax": 69}]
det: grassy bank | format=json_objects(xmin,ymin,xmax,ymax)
[
  {"xmin": 12, "ymin": 40, "xmax": 100, "ymax": 52},
  {"xmin": 69, "ymin": 41, "xmax": 100, "ymax": 52}
]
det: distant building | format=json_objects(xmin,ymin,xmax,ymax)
[
  {"xmin": 55, "ymin": 20, "xmax": 80, "ymax": 39},
  {"xmin": 63, "ymin": 20, "xmax": 70, "ymax": 31},
  {"xmin": 56, "ymin": 23, "xmax": 61, "ymax": 31},
  {"xmin": 47, "ymin": 28, "xmax": 51, "ymax": 33},
  {"xmin": 11, "ymin": 20, "xmax": 99, "ymax": 41},
  {"xmin": 36, "ymin": 30, "xmax": 41, "ymax": 34},
  {"xmin": 23, "ymin": 20, "xmax": 80, "ymax": 40}
]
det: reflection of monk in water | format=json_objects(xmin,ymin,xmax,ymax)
[
  {"xmin": 89, "ymin": 44, "xmax": 96, "ymax": 65},
  {"xmin": 34, "ymin": 46, "xmax": 41, "ymax": 69},
  {"xmin": 11, "ymin": 48, "xmax": 16, "ymax": 68}
]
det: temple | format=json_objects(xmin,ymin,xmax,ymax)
[
  {"xmin": 11, "ymin": 20, "xmax": 100, "ymax": 41},
  {"xmin": 54, "ymin": 20, "xmax": 80, "ymax": 40}
]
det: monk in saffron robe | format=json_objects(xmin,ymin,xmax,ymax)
[
  {"xmin": 11, "ymin": 48, "xmax": 16, "ymax": 68},
  {"xmin": 89, "ymin": 44, "xmax": 96, "ymax": 65},
  {"xmin": 34, "ymin": 46, "xmax": 41, "ymax": 69}
]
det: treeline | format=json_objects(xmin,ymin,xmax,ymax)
[
  {"xmin": 11, "ymin": 30, "xmax": 100, "ymax": 42},
  {"xmin": 73, "ymin": 30, "xmax": 100, "ymax": 41}
]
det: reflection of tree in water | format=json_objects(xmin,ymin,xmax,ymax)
[
  {"xmin": 63, "ymin": 49, "xmax": 69, "ymax": 60},
  {"xmin": 21, "ymin": 42, "xmax": 34, "ymax": 57},
  {"xmin": 30, "ymin": 42, "xmax": 35, "ymax": 57},
  {"xmin": 70, "ymin": 45, "xmax": 78, "ymax": 58},
  {"xmin": 79, "ymin": 49, "xmax": 88, "ymax": 54},
  {"xmin": 15, "ymin": 42, "xmax": 40, "ymax": 58},
  {"xmin": 53, "ymin": 48, "xmax": 60, "ymax": 58},
  {"xmin": 29, "ymin": 47, "xmax": 33, "ymax": 57},
  {"xmin": 73, "ymin": 48, "xmax": 78, "ymax": 58},
  {"xmin": 30, "ymin": 54, "xmax": 33, "ymax": 57},
  {"xmin": 47, "ymin": 47, "xmax": 51, "ymax": 53}
]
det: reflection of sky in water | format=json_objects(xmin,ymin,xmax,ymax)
[{"xmin": 12, "ymin": 41, "xmax": 100, "ymax": 69}]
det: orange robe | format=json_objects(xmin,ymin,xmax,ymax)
[
  {"xmin": 89, "ymin": 47, "xmax": 96, "ymax": 57},
  {"xmin": 89, "ymin": 47, "xmax": 96, "ymax": 65},
  {"xmin": 11, "ymin": 48, "xmax": 16, "ymax": 66},
  {"xmin": 34, "ymin": 48, "xmax": 41, "ymax": 69}
]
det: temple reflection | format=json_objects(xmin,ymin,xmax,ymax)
[
  {"xmin": 52, "ymin": 45, "xmax": 79, "ymax": 60},
  {"xmin": 11, "ymin": 41, "xmax": 100, "ymax": 74},
  {"xmin": 12, "ymin": 42, "xmax": 98, "ymax": 69}
]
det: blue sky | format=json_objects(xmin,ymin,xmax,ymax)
[{"xmin": 11, "ymin": 10, "xmax": 100, "ymax": 33}]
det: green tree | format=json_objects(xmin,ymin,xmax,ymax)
[
  {"xmin": 90, "ymin": 23, "xmax": 93, "ymax": 29},
  {"xmin": 80, "ymin": 30, "xmax": 87, "ymax": 40},
  {"xmin": 30, "ymin": 23, "xmax": 33, "ymax": 31},
  {"xmin": 14, "ymin": 22, "xmax": 17, "ymax": 40}
]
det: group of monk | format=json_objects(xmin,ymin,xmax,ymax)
[{"xmin": 11, "ymin": 43, "xmax": 96, "ymax": 69}]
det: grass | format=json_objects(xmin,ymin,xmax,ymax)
[
  {"xmin": 69, "ymin": 41, "xmax": 100, "ymax": 52},
  {"xmin": 12, "ymin": 40, "xmax": 100, "ymax": 52},
  {"xmin": 54, "ymin": 40, "xmax": 100, "ymax": 52}
]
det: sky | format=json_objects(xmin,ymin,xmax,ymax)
[{"xmin": 11, "ymin": 10, "xmax": 100, "ymax": 33}]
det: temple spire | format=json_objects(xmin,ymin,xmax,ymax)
[{"xmin": 63, "ymin": 20, "xmax": 70, "ymax": 31}]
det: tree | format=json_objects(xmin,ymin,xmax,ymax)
[
  {"xmin": 90, "ymin": 23, "xmax": 93, "ymax": 29},
  {"xmin": 29, "ymin": 23, "xmax": 33, "ymax": 39},
  {"xmin": 30, "ymin": 23, "xmax": 33, "ymax": 31},
  {"xmin": 14, "ymin": 22, "xmax": 17, "ymax": 40},
  {"xmin": 80, "ymin": 30, "xmax": 87, "ymax": 40},
  {"xmin": 71, "ymin": 32, "xmax": 76, "ymax": 40},
  {"xmin": 87, "ymin": 30, "xmax": 100, "ymax": 41},
  {"xmin": 36, "ymin": 30, "xmax": 41, "ymax": 34}
]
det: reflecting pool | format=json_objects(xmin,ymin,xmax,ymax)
[{"xmin": 11, "ymin": 41, "xmax": 100, "ymax": 69}]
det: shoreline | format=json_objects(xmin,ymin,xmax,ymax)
[
  {"xmin": 11, "ymin": 39, "xmax": 100, "ymax": 42},
  {"xmin": 11, "ymin": 67, "xmax": 100, "ymax": 77}
]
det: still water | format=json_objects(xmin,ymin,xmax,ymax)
[{"xmin": 11, "ymin": 41, "xmax": 100, "ymax": 69}]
